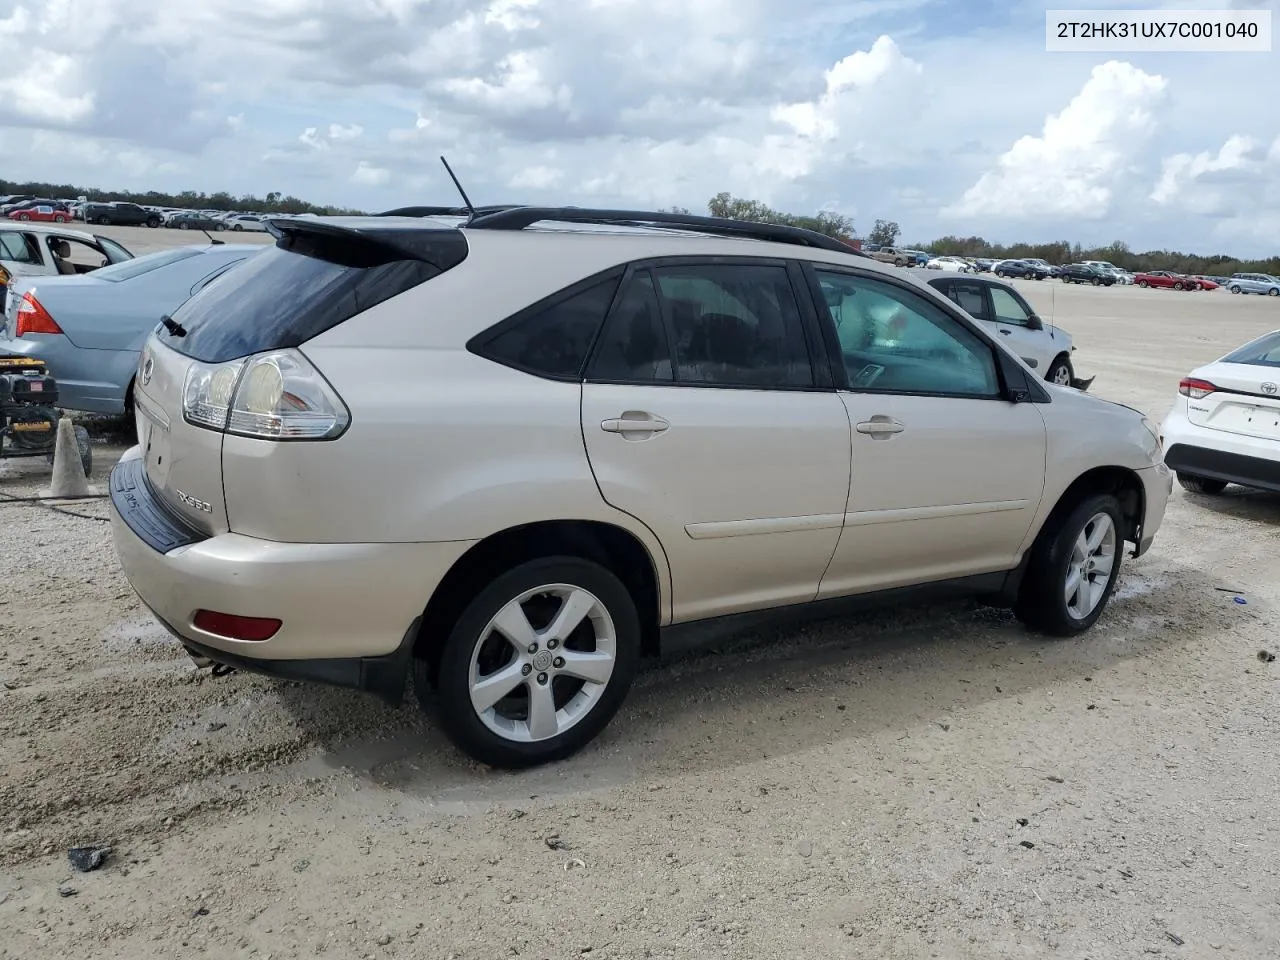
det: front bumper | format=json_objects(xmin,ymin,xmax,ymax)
[
  {"xmin": 1134, "ymin": 462, "xmax": 1173, "ymax": 557},
  {"xmin": 108, "ymin": 448, "xmax": 476, "ymax": 698}
]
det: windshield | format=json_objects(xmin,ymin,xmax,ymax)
[
  {"xmin": 90, "ymin": 246, "xmax": 203, "ymax": 282},
  {"xmin": 1222, "ymin": 331, "xmax": 1280, "ymax": 368}
]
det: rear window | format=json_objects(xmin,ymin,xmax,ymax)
[
  {"xmin": 1222, "ymin": 332, "xmax": 1280, "ymax": 367},
  {"xmin": 160, "ymin": 227, "xmax": 464, "ymax": 363},
  {"xmin": 93, "ymin": 246, "xmax": 203, "ymax": 282}
]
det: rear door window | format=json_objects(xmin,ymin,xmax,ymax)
[
  {"xmin": 650, "ymin": 262, "xmax": 814, "ymax": 388},
  {"xmin": 0, "ymin": 231, "xmax": 40, "ymax": 265}
]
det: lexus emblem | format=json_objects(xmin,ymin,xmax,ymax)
[
  {"xmin": 141, "ymin": 354, "xmax": 154, "ymax": 386},
  {"xmin": 1263, "ymin": 382, "xmax": 1277, "ymax": 395}
]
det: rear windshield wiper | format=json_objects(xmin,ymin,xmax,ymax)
[{"xmin": 160, "ymin": 314, "xmax": 187, "ymax": 337}]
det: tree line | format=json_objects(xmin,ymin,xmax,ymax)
[{"xmin": 6, "ymin": 177, "xmax": 1276, "ymax": 274}]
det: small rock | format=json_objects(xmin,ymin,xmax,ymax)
[
  {"xmin": 68, "ymin": 846, "xmax": 110, "ymax": 872},
  {"xmin": 1019, "ymin": 840, "xmax": 1035, "ymax": 849},
  {"xmin": 1016, "ymin": 818, "xmax": 1029, "ymax": 827},
  {"xmin": 192, "ymin": 906, "xmax": 210, "ymax": 918},
  {"xmin": 57, "ymin": 885, "xmax": 77, "ymax": 898},
  {"xmin": 544, "ymin": 833, "xmax": 568, "ymax": 851},
  {"xmin": 207, "ymin": 722, "xmax": 227, "ymax": 732},
  {"xmin": 376, "ymin": 933, "xmax": 393, "ymax": 946},
  {"xmin": 796, "ymin": 840, "xmax": 813, "ymax": 857},
  {"xmin": 1087, "ymin": 704, "xmax": 1097, "ymax": 710},
  {"xmin": 1046, "ymin": 776, "xmax": 1065, "ymax": 784},
  {"xmin": 292, "ymin": 859, "xmax": 309, "ymax": 873},
  {"xmin": 1257, "ymin": 650, "xmax": 1275, "ymax": 663}
]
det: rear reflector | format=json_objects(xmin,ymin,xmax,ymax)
[
  {"xmin": 16, "ymin": 291, "xmax": 63, "ymax": 336},
  {"xmin": 193, "ymin": 610, "xmax": 281, "ymax": 641}
]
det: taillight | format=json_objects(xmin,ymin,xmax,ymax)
[
  {"xmin": 15, "ymin": 291, "xmax": 63, "ymax": 336},
  {"xmin": 1178, "ymin": 377, "xmax": 1217, "ymax": 400},
  {"xmin": 182, "ymin": 348, "xmax": 349, "ymax": 440}
]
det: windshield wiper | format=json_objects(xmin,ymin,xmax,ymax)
[{"xmin": 160, "ymin": 314, "xmax": 187, "ymax": 337}]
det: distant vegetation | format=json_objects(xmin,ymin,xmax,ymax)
[
  {"xmin": 6, "ymin": 177, "xmax": 1276, "ymax": 274},
  {"xmin": 0, "ymin": 179, "xmax": 365, "ymax": 216}
]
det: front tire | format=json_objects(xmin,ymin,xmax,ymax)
[
  {"xmin": 419, "ymin": 556, "xmax": 641, "ymax": 769},
  {"xmin": 1138, "ymin": 280, "xmax": 1149, "ymax": 288},
  {"xmin": 1046, "ymin": 356, "xmax": 1073, "ymax": 386},
  {"xmin": 1177, "ymin": 474, "xmax": 1228, "ymax": 495},
  {"xmin": 1015, "ymin": 493, "xmax": 1124, "ymax": 636},
  {"xmin": 1269, "ymin": 288, "xmax": 1279, "ymax": 297}
]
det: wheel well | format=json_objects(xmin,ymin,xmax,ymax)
[
  {"xmin": 1039, "ymin": 466, "xmax": 1145, "ymax": 548},
  {"xmin": 413, "ymin": 520, "xmax": 662, "ymax": 687}
]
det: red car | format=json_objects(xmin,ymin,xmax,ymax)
[
  {"xmin": 1133, "ymin": 270, "xmax": 1195, "ymax": 290},
  {"xmin": 7, "ymin": 204, "xmax": 69, "ymax": 223},
  {"xmin": 1191, "ymin": 277, "xmax": 1219, "ymax": 290}
]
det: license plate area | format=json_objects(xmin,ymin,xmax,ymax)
[{"xmin": 1211, "ymin": 401, "xmax": 1280, "ymax": 441}]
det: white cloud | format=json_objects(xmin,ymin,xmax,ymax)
[
  {"xmin": 509, "ymin": 164, "xmax": 562, "ymax": 189},
  {"xmin": 352, "ymin": 160, "xmax": 390, "ymax": 186},
  {"xmin": 944, "ymin": 61, "xmax": 1168, "ymax": 220},
  {"xmin": 0, "ymin": 1, "xmax": 1276, "ymax": 254}
]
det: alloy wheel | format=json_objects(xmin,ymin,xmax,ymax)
[
  {"xmin": 1064, "ymin": 513, "xmax": 1116, "ymax": 620},
  {"xmin": 468, "ymin": 584, "xmax": 617, "ymax": 743}
]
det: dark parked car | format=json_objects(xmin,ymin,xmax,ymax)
[
  {"xmin": 81, "ymin": 202, "xmax": 161, "ymax": 228},
  {"xmin": 1059, "ymin": 263, "xmax": 1116, "ymax": 285},
  {"xmin": 993, "ymin": 259, "xmax": 1050, "ymax": 280},
  {"xmin": 166, "ymin": 211, "xmax": 227, "ymax": 231}
]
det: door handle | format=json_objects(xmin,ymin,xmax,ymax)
[
  {"xmin": 999, "ymin": 328, "xmax": 1012, "ymax": 335},
  {"xmin": 855, "ymin": 418, "xmax": 904, "ymax": 436},
  {"xmin": 601, "ymin": 413, "xmax": 669, "ymax": 434}
]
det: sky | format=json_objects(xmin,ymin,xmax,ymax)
[{"xmin": 0, "ymin": 0, "xmax": 1275, "ymax": 256}]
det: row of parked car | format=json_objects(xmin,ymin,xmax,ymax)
[{"xmin": 0, "ymin": 195, "xmax": 276, "ymax": 232}]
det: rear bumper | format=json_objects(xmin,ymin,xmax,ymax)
[
  {"xmin": 108, "ymin": 447, "xmax": 476, "ymax": 695},
  {"xmin": 1160, "ymin": 405, "xmax": 1280, "ymax": 493},
  {"xmin": 1164, "ymin": 443, "xmax": 1280, "ymax": 493}
]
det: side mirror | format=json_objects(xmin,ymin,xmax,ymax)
[{"xmin": 1027, "ymin": 315, "xmax": 1044, "ymax": 331}]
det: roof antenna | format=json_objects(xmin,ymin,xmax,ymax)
[
  {"xmin": 439, "ymin": 155, "xmax": 477, "ymax": 221},
  {"xmin": 201, "ymin": 228, "xmax": 224, "ymax": 246}
]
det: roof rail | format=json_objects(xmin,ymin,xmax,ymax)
[
  {"xmin": 376, "ymin": 203, "xmax": 524, "ymax": 218},
  {"xmin": 465, "ymin": 206, "xmax": 869, "ymax": 257}
]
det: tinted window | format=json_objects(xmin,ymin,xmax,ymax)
[
  {"xmin": 588, "ymin": 270, "xmax": 672, "ymax": 382},
  {"xmin": 815, "ymin": 270, "xmax": 999, "ymax": 397},
  {"xmin": 652, "ymin": 263, "xmax": 813, "ymax": 388},
  {"xmin": 939, "ymin": 279, "xmax": 990, "ymax": 320},
  {"xmin": 989, "ymin": 286, "xmax": 1032, "ymax": 325},
  {"xmin": 0, "ymin": 232, "xmax": 40, "ymax": 264},
  {"xmin": 93, "ymin": 246, "xmax": 203, "ymax": 282},
  {"xmin": 479, "ymin": 276, "xmax": 619, "ymax": 379},
  {"xmin": 1222, "ymin": 331, "xmax": 1280, "ymax": 367},
  {"xmin": 164, "ymin": 240, "xmax": 441, "ymax": 363}
]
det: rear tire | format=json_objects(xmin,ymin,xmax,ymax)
[
  {"xmin": 1177, "ymin": 474, "xmax": 1228, "ymax": 495},
  {"xmin": 1269, "ymin": 288, "xmax": 1279, "ymax": 297},
  {"xmin": 1138, "ymin": 280, "xmax": 1149, "ymax": 288},
  {"xmin": 1015, "ymin": 493, "xmax": 1125, "ymax": 637},
  {"xmin": 418, "ymin": 556, "xmax": 641, "ymax": 769},
  {"xmin": 1174, "ymin": 282, "xmax": 1184, "ymax": 290}
]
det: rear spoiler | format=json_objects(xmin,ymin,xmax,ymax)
[{"xmin": 264, "ymin": 217, "xmax": 468, "ymax": 271}]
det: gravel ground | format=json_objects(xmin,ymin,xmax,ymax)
[{"xmin": 1, "ymin": 279, "xmax": 1278, "ymax": 959}]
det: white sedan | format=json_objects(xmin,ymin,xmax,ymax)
[
  {"xmin": 926, "ymin": 256, "xmax": 972, "ymax": 272},
  {"xmin": 1160, "ymin": 329, "xmax": 1280, "ymax": 495}
]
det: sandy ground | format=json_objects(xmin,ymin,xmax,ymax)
[{"xmin": 2, "ymin": 275, "xmax": 1279, "ymax": 959}]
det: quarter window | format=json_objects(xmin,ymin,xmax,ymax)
[
  {"xmin": 650, "ymin": 263, "xmax": 814, "ymax": 388},
  {"xmin": 814, "ymin": 270, "xmax": 1000, "ymax": 398},
  {"xmin": 479, "ymin": 276, "xmax": 620, "ymax": 379}
]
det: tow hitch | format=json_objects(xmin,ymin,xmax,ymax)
[{"xmin": 183, "ymin": 645, "xmax": 235, "ymax": 677}]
